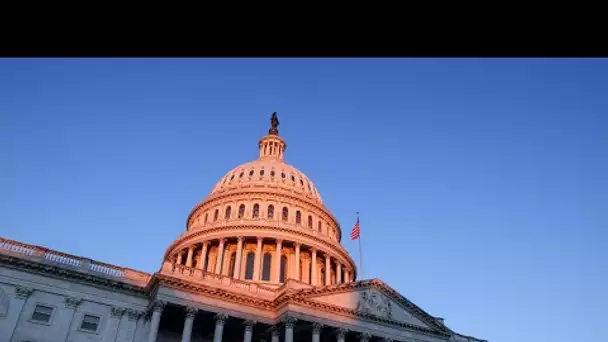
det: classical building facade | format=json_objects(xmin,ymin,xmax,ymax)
[{"xmin": 0, "ymin": 114, "xmax": 486, "ymax": 342}]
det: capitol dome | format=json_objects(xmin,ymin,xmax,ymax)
[{"xmin": 161, "ymin": 113, "xmax": 356, "ymax": 288}]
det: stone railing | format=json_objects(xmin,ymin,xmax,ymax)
[
  {"xmin": 168, "ymin": 262, "xmax": 277, "ymax": 298},
  {"xmin": 0, "ymin": 237, "xmax": 151, "ymax": 287}
]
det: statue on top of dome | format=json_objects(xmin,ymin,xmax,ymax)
[{"xmin": 269, "ymin": 112, "xmax": 280, "ymax": 135}]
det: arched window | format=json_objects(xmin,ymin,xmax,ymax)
[
  {"xmin": 238, "ymin": 204, "xmax": 245, "ymax": 218},
  {"xmin": 295, "ymin": 211, "xmax": 302, "ymax": 225},
  {"xmin": 300, "ymin": 259, "xmax": 305, "ymax": 281},
  {"xmin": 308, "ymin": 215, "xmax": 313, "ymax": 229},
  {"xmin": 252, "ymin": 204, "xmax": 260, "ymax": 218},
  {"xmin": 204, "ymin": 252, "xmax": 210, "ymax": 271},
  {"xmin": 267, "ymin": 205, "xmax": 274, "ymax": 219},
  {"xmin": 280, "ymin": 255, "xmax": 288, "ymax": 283},
  {"xmin": 245, "ymin": 252, "xmax": 255, "ymax": 280},
  {"xmin": 228, "ymin": 252, "xmax": 237, "ymax": 278},
  {"xmin": 320, "ymin": 268, "xmax": 326, "ymax": 285},
  {"xmin": 214, "ymin": 209, "xmax": 219, "ymax": 221},
  {"xmin": 282, "ymin": 207, "xmax": 289, "ymax": 221},
  {"xmin": 262, "ymin": 253, "xmax": 272, "ymax": 281},
  {"xmin": 204, "ymin": 213, "xmax": 208, "ymax": 224},
  {"xmin": 225, "ymin": 206, "xmax": 231, "ymax": 219},
  {"xmin": 318, "ymin": 221, "xmax": 322, "ymax": 232}
]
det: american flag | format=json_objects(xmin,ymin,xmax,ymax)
[{"xmin": 350, "ymin": 216, "xmax": 360, "ymax": 240}]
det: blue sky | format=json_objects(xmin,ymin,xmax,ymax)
[{"xmin": 1, "ymin": 58, "xmax": 606, "ymax": 342}]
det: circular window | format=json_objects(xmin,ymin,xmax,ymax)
[
  {"xmin": 249, "ymin": 170, "xmax": 254, "ymax": 176},
  {"xmin": 239, "ymin": 172, "xmax": 244, "ymax": 178},
  {"xmin": 270, "ymin": 170, "xmax": 275, "ymax": 177},
  {"xmin": 260, "ymin": 170, "xmax": 265, "ymax": 176},
  {"xmin": 281, "ymin": 172, "xmax": 285, "ymax": 178},
  {"xmin": 230, "ymin": 174, "xmax": 235, "ymax": 180}
]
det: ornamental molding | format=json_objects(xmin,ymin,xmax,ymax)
[
  {"xmin": 15, "ymin": 286, "xmax": 33, "ymax": 299},
  {"xmin": 164, "ymin": 225, "xmax": 355, "ymax": 268},
  {"xmin": 0, "ymin": 254, "xmax": 149, "ymax": 297},
  {"xmin": 64, "ymin": 297, "xmax": 82, "ymax": 309}
]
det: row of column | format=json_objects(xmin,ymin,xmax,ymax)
[
  {"xmin": 174, "ymin": 237, "xmax": 354, "ymax": 285},
  {"xmin": 147, "ymin": 300, "xmax": 392, "ymax": 342}
]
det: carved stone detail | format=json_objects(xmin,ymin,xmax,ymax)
[
  {"xmin": 312, "ymin": 322, "xmax": 323, "ymax": 334},
  {"xmin": 126, "ymin": 309, "xmax": 141, "ymax": 321},
  {"xmin": 243, "ymin": 319, "xmax": 256, "ymax": 331},
  {"xmin": 215, "ymin": 312, "xmax": 228, "ymax": 325},
  {"xmin": 185, "ymin": 306, "xmax": 198, "ymax": 319},
  {"xmin": 64, "ymin": 297, "xmax": 82, "ymax": 309},
  {"xmin": 14, "ymin": 286, "xmax": 33, "ymax": 299},
  {"xmin": 356, "ymin": 290, "xmax": 392, "ymax": 319},
  {"xmin": 111, "ymin": 307, "xmax": 126, "ymax": 317},
  {"xmin": 337, "ymin": 328, "xmax": 349, "ymax": 339},
  {"xmin": 282, "ymin": 315, "xmax": 297, "ymax": 328},
  {"xmin": 359, "ymin": 332, "xmax": 372, "ymax": 342},
  {"xmin": 151, "ymin": 300, "xmax": 166, "ymax": 313}
]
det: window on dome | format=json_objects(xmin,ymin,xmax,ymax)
[
  {"xmin": 262, "ymin": 253, "xmax": 272, "ymax": 281},
  {"xmin": 318, "ymin": 221, "xmax": 322, "ymax": 232},
  {"xmin": 308, "ymin": 183, "xmax": 312, "ymax": 191},
  {"xmin": 228, "ymin": 252, "xmax": 237, "ymax": 278},
  {"xmin": 230, "ymin": 174, "xmax": 235, "ymax": 180},
  {"xmin": 300, "ymin": 179, "xmax": 304, "ymax": 186},
  {"xmin": 238, "ymin": 204, "xmax": 245, "ymax": 218},
  {"xmin": 260, "ymin": 169, "xmax": 265, "ymax": 176},
  {"xmin": 267, "ymin": 205, "xmax": 274, "ymax": 218},
  {"xmin": 291, "ymin": 175, "xmax": 295, "ymax": 182},
  {"xmin": 249, "ymin": 170, "xmax": 254, "ymax": 176},
  {"xmin": 281, "ymin": 172, "xmax": 285, "ymax": 178},
  {"xmin": 295, "ymin": 211, "xmax": 301, "ymax": 225},
  {"xmin": 280, "ymin": 255, "xmax": 288, "ymax": 283},
  {"xmin": 282, "ymin": 207, "xmax": 289, "ymax": 221},
  {"xmin": 252, "ymin": 204, "xmax": 260, "ymax": 218},
  {"xmin": 225, "ymin": 206, "xmax": 232, "ymax": 220},
  {"xmin": 204, "ymin": 213, "xmax": 208, "ymax": 224},
  {"xmin": 270, "ymin": 170, "xmax": 275, "ymax": 177},
  {"xmin": 214, "ymin": 210, "xmax": 219, "ymax": 221},
  {"xmin": 308, "ymin": 215, "xmax": 313, "ymax": 229},
  {"xmin": 245, "ymin": 252, "xmax": 255, "ymax": 280},
  {"xmin": 239, "ymin": 172, "xmax": 244, "ymax": 178}
]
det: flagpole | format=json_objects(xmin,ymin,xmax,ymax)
[{"xmin": 357, "ymin": 212, "xmax": 364, "ymax": 280}]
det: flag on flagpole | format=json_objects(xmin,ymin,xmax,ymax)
[{"xmin": 350, "ymin": 216, "xmax": 360, "ymax": 240}]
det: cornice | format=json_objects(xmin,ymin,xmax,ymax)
[{"xmin": 0, "ymin": 254, "xmax": 149, "ymax": 297}]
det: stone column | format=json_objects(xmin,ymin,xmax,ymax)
[
  {"xmin": 243, "ymin": 320, "xmax": 255, "ymax": 342},
  {"xmin": 102, "ymin": 307, "xmax": 125, "ymax": 342},
  {"xmin": 215, "ymin": 238, "xmax": 225, "ymax": 275},
  {"xmin": 61, "ymin": 297, "xmax": 82, "ymax": 341},
  {"xmin": 359, "ymin": 332, "xmax": 372, "ymax": 342},
  {"xmin": 199, "ymin": 241, "xmax": 208, "ymax": 272},
  {"xmin": 271, "ymin": 328, "xmax": 280, "ymax": 342},
  {"xmin": 181, "ymin": 307, "xmax": 198, "ymax": 342},
  {"xmin": 147, "ymin": 300, "xmax": 166, "ymax": 342},
  {"xmin": 234, "ymin": 237, "xmax": 244, "ymax": 279},
  {"xmin": 274, "ymin": 239, "xmax": 282, "ymax": 282},
  {"xmin": 282, "ymin": 316, "xmax": 297, "ymax": 342},
  {"xmin": 294, "ymin": 243, "xmax": 301, "ymax": 281},
  {"xmin": 253, "ymin": 237, "xmax": 263, "ymax": 281},
  {"xmin": 337, "ymin": 328, "xmax": 348, "ymax": 342},
  {"xmin": 325, "ymin": 254, "xmax": 331, "ymax": 285},
  {"xmin": 133, "ymin": 311, "xmax": 149, "ymax": 342},
  {"xmin": 336, "ymin": 263, "xmax": 342, "ymax": 284},
  {"xmin": 116, "ymin": 309, "xmax": 139, "ymax": 342},
  {"xmin": 5, "ymin": 287, "xmax": 33, "ymax": 342},
  {"xmin": 213, "ymin": 313, "xmax": 228, "ymax": 342},
  {"xmin": 312, "ymin": 322, "xmax": 323, "ymax": 342},
  {"xmin": 186, "ymin": 246, "xmax": 194, "ymax": 267},
  {"xmin": 344, "ymin": 269, "xmax": 350, "ymax": 283},
  {"xmin": 311, "ymin": 249, "xmax": 317, "ymax": 285},
  {"xmin": 177, "ymin": 251, "xmax": 183, "ymax": 264}
]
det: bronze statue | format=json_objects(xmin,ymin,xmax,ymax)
[{"xmin": 269, "ymin": 112, "xmax": 280, "ymax": 135}]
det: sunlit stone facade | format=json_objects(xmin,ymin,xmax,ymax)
[{"xmin": 0, "ymin": 114, "xmax": 486, "ymax": 342}]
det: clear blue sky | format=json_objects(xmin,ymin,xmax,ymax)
[{"xmin": 1, "ymin": 59, "xmax": 606, "ymax": 342}]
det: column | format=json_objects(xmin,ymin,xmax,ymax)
[
  {"xmin": 61, "ymin": 297, "xmax": 82, "ymax": 341},
  {"xmin": 274, "ymin": 239, "xmax": 282, "ymax": 282},
  {"xmin": 337, "ymin": 328, "xmax": 348, "ymax": 342},
  {"xmin": 234, "ymin": 237, "xmax": 244, "ymax": 279},
  {"xmin": 336, "ymin": 263, "xmax": 342, "ymax": 284},
  {"xmin": 133, "ymin": 311, "xmax": 149, "ymax": 342},
  {"xmin": 177, "ymin": 251, "xmax": 183, "ymax": 264},
  {"xmin": 325, "ymin": 254, "xmax": 331, "ymax": 285},
  {"xmin": 5, "ymin": 287, "xmax": 33, "ymax": 342},
  {"xmin": 215, "ymin": 238, "xmax": 225, "ymax": 275},
  {"xmin": 102, "ymin": 307, "xmax": 125, "ymax": 342},
  {"xmin": 359, "ymin": 332, "xmax": 372, "ymax": 342},
  {"xmin": 253, "ymin": 237, "xmax": 263, "ymax": 281},
  {"xmin": 199, "ymin": 241, "xmax": 208, "ymax": 272},
  {"xmin": 213, "ymin": 313, "xmax": 228, "ymax": 342},
  {"xmin": 147, "ymin": 300, "xmax": 166, "ymax": 342},
  {"xmin": 116, "ymin": 309, "xmax": 139, "ymax": 342},
  {"xmin": 186, "ymin": 246, "xmax": 194, "ymax": 267},
  {"xmin": 181, "ymin": 307, "xmax": 198, "ymax": 342},
  {"xmin": 271, "ymin": 328, "xmax": 280, "ymax": 342},
  {"xmin": 345, "ymin": 269, "xmax": 350, "ymax": 283},
  {"xmin": 243, "ymin": 320, "xmax": 255, "ymax": 342},
  {"xmin": 312, "ymin": 322, "xmax": 323, "ymax": 342},
  {"xmin": 294, "ymin": 243, "xmax": 301, "ymax": 281},
  {"xmin": 311, "ymin": 249, "xmax": 317, "ymax": 286},
  {"xmin": 282, "ymin": 316, "xmax": 297, "ymax": 342}
]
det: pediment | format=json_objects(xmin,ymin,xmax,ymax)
[{"xmin": 306, "ymin": 287, "xmax": 433, "ymax": 329}]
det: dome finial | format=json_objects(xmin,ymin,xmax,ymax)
[{"xmin": 269, "ymin": 112, "xmax": 280, "ymax": 135}]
